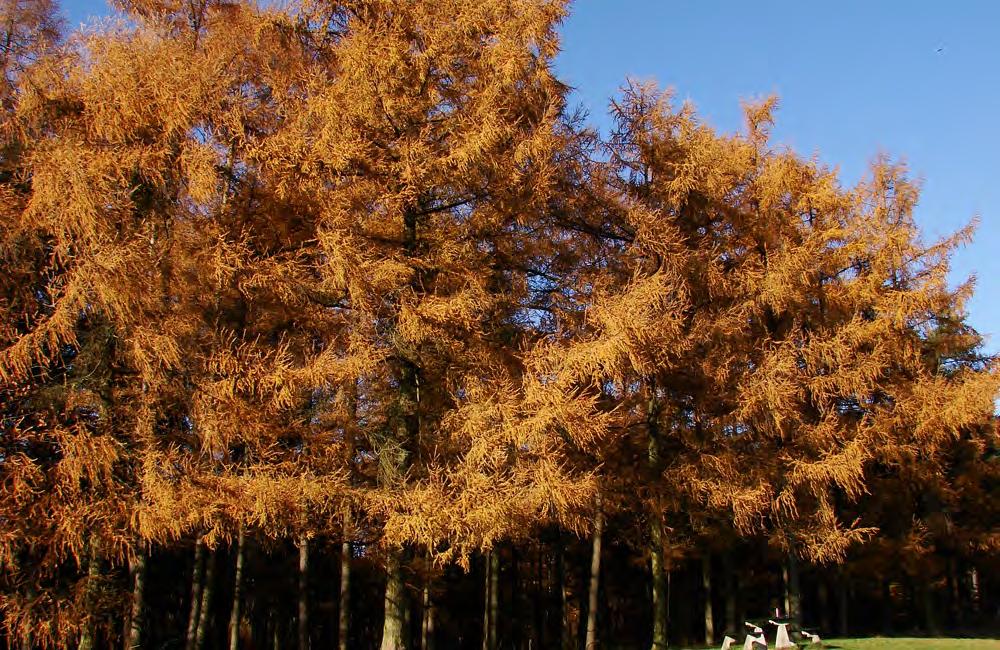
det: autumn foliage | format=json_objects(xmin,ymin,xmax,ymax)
[{"xmin": 0, "ymin": 0, "xmax": 997, "ymax": 648}]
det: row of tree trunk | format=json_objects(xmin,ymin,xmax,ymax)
[{"xmin": 72, "ymin": 527, "xmax": 993, "ymax": 650}]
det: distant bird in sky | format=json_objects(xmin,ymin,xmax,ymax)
[{"xmin": 936, "ymin": 45, "xmax": 946, "ymax": 53}]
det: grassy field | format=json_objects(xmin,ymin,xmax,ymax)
[
  {"xmin": 823, "ymin": 639, "xmax": 1000, "ymax": 650},
  {"xmin": 683, "ymin": 639, "xmax": 1000, "ymax": 650}
]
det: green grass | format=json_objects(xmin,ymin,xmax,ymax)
[
  {"xmin": 683, "ymin": 638, "xmax": 1000, "ymax": 650},
  {"xmin": 824, "ymin": 639, "xmax": 1000, "ymax": 650}
]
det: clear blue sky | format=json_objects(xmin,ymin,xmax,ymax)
[
  {"xmin": 60, "ymin": 0, "xmax": 1000, "ymax": 352},
  {"xmin": 556, "ymin": 1, "xmax": 1000, "ymax": 353}
]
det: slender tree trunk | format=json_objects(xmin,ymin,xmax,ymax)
[
  {"xmin": 509, "ymin": 548, "xmax": 519, "ymax": 650},
  {"xmin": 376, "ymin": 204, "xmax": 420, "ymax": 650},
  {"xmin": 186, "ymin": 541, "xmax": 206, "ymax": 650},
  {"xmin": 818, "ymin": 574, "xmax": 831, "ymax": 634},
  {"xmin": 557, "ymin": 540, "xmax": 571, "ymax": 650},
  {"xmin": 339, "ymin": 540, "xmax": 351, "ymax": 650},
  {"xmin": 647, "ymin": 379, "xmax": 668, "ymax": 650},
  {"xmin": 837, "ymin": 570, "xmax": 849, "ymax": 637},
  {"xmin": 229, "ymin": 527, "xmax": 246, "ymax": 650},
  {"xmin": 786, "ymin": 553, "xmax": 800, "ymax": 626},
  {"xmin": 969, "ymin": 566, "xmax": 981, "ymax": 615},
  {"xmin": 195, "ymin": 549, "xmax": 216, "ymax": 650},
  {"xmin": 724, "ymin": 552, "xmax": 737, "ymax": 636},
  {"xmin": 491, "ymin": 550, "xmax": 500, "ymax": 650},
  {"xmin": 881, "ymin": 577, "xmax": 893, "ymax": 635},
  {"xmin": 649, "ymin": 522, "xmax": 668, "ymax": 650},
  {"xmin": 735, "ymin": 570, "xmax": 744, "ymax": 635},
  {"xmin": 421, "ymin": 573, "xmax": 434, "ymax": 650},
  {"xmin": 251, "ymin": 612, "xmax": 263, "ymax": 650},
  {"xmin": 339, "ymin": 386, "xmax": 356, "ymax": 650},
  {"xmin": 702, "ymin": 554, "xmax": 714, "ymax": 646},
  {"xmin": 123, "ymin": 583, "xmax": 132, "ymax": 650},
  {"xmin": 127, "ymin": 551, "xmax": 147, "ymax": 650},
  {"xmin": 482, "ymin": 549, "xmax": 499, "ymax": 650},
  {"xmin": 948, "ymin": 557, "xmax": 963, "ymax": 629},
  {"xmin": 666, "ymin": 564, "xmax": 688, "ymax": 645},
  {"xmin": 585, "ymin": 498, "xmax": 604, "ymax": 650},
  {"xmin": 79, "ymin": 536, "xmax": 101, "ymax": 650},
  {"xmin": 298, "ymin": 535, "xmax": 310, "ymax": 650},
  {"xmin": 534, "ymin": 547, "xmax": 545, "ymax": 650},
  {"xmin": 20, "ymin": 586, "xmax": 35, "ymax": 650},
  {"xmin": 482, "ymin": 551, "xmax": 491, "ymax": 650},
  {"xmin": 782, "ymin": 564, "xmax": 789, "ymax": 618},
  {"xmin": 922, "ymin": 581, "xmax": 940, "ymax": 635},
  {"xmin": 380, "ymin": 551, "xmax": 406, "ymax": 650}
]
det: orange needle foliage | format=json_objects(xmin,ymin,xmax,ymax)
[{"xmin": 0, "ymin": 1, "xmax": 995, "ymax": 648}]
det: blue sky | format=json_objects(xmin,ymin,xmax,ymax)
[
  {"xmin": 556, "ymin": 1, "xmax": 1000, "ymax": 352},
  {"xmin": 60, "ymin": 0, "xmax": 1000, "ymax": 352}
]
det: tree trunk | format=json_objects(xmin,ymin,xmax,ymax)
[
  {"xmin": 785, "ymin": 553, "xmax": 800, "ymax": 626},
  {"xmin": 702, "ymin": 554, "xmax": 714, "ymax": 646},
  {"xmin": 969, "ymin": 566, "xmax": 981, "ymax": 615},
  {"xmin": 195, "ymin": 549, "xmax": 216, "ymax": 650},
  {"xmin": 509, "ymin": 548, "xmax": 519, "ymax": 650},
  {"xmin": 533, "ymin": 547, "xmax": 545, "ymax": 650},
  {"xmin": 298, "ymin": 535, "xmax": 310, "ymax": 650},
  {"xmin": 724, "ymin": 552, "xmax": 737, "ymax": 636},
  {"xmin": 880, "ymin": 577, "xmax": 893, "ymax": 635},
  {"xmin": 490, "ymin": 550, "xmax": 499, "ymax": 650},
  {"xmin": 649, "ymin": 521, "xmax": 668, "ymax": 650},
  {"xmin": 229, "ymin": 527, "xmax": 246, "ymax": 650},
  {"xmin": 421, "ymin": 575, "xmax": 434, "ymax": 650},
  {"xmin": 585, "ymin": 498, "xmax": 604, "ymax": 650},
  {"xmin": 271, "ymin": 613, "xmax": 282, "ymax": 650},
  {"xmin": 380, "ymin": 551, "xmax": 406, "ymax": 650},
  {"xmin": 186, "ymin": 541, "xmax": 206, "ymax": 650},
  {"xmin": 482, "ymin": 551, "xmax": 491, "ymax": 650},
  {"xmin": 386, "ymin": 320, "xmax": 417, "ymax": 650},
  {"xmin": 557, "ymin": 539, "xmax": 571, "ymax": 650},
  {"xmin": 20, "ymin": 586, "xmax": 35, "ymax": 650},
  {"xmin": 837, "ymin": 570, "xmax": 849, "ymax": 637},
  {"xmin": 482, "ymin": 549, "xmax": 499, "ymax": 650},
  {"xmin": 127, "ymin": 550, "xmax": 147, "ymax": 650},
  {"xmin": 339, "ymin": 540, "xmax": 351, "ymax": 650},
  {"xmin": 818, "ymin": 574, "xmax": 831, "ymax": 634},
  {"xmin": 377, "ymin": 202, "xmax": 420, "ymax": 650},
  {"xmin": 78, "ymin": 536, "xmax": 101, "ymax": 650},
  {"xmin": 948, "ymin": 557, "xmax": 963, "ymax": 629},
  {"xmin": 922, "ymin": 581, "xmax": 940, "ymax": 635},
  {"xmin": 646, "ymin": 380, "xmax": 668, "ymax": 650}
]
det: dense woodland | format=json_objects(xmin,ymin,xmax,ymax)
[{"xmin": 1, "ymin": 0, "xmax": 998, "ymax": 648}]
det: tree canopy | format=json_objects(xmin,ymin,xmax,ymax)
[{"xmin": 1, "ymin": 1, "xmax": 996, "ymax": 648}]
